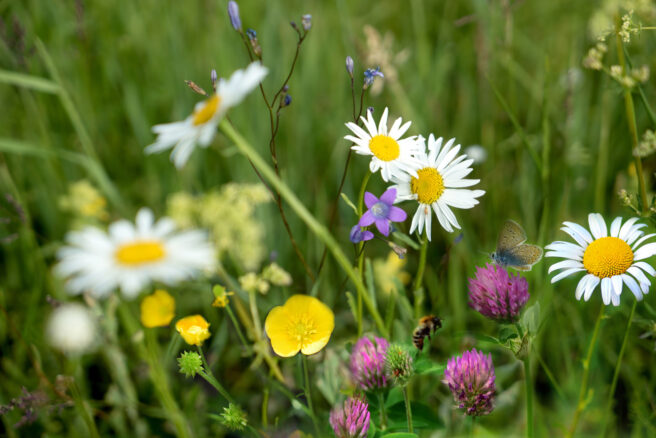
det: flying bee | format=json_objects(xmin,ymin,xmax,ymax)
[{"xmin": 412, "ymin": 315, "xmax": 442, "ymax": 351}]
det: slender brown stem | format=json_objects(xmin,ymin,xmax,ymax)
[{"xmin": 235, "ymin": 26, "xmax": 315, "ymax": 280}]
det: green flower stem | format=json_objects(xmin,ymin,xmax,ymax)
[
  {"xmin": 377, "ymin": 391, "xmax": 387, "ymax": 430},
  {"xmin": 412, "ymin": 235, "xmax": 428, "ymax": 318},
  {"xmin": 225, "ymin": 304, "xmax": 252, "ymax": 355},
  {"xmin": 402, "ymin": 386, "xmax": 413, "ymax": 433},
  {"xmin": 302, "ymin": 355, "xmax": 320, "ymax": 436},
  {"xmin": 566, "ymin": 304, "xmax": 605, "ymax": 438},
  {"xmin": 197, "ymin": 346, "xmax": 234, "ymax": 403},
  {"xmin": 221, "ymin": 121, "xmax": 389, "ymax": 338},
  {"xmin": 117, "ymin": 303, "xmax": 192, "ymax": 438},
  {"xmin": 523, "ymin": 355, "xmax": 534, "ymax": 438},
  {"xmin": 69, "ymin": 361, "xmax": 101, "ymax": 438},
  {"xmin": 601, "ymin": 300, "xmax": 637, "ymax": 437},
  {"xmin": 533, "ymin": 347, "xmax": 565, "ymax": 400},
  {"xmin": 615, "ymin": 15, "xmax": 649, "ymax": 213},
  {"xmin": 355, "ymin": 172, "xmax": 371, "ymax": 337}
]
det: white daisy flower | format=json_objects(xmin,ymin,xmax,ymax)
[
  {"xmin": 344, "ymin": 107, "xmax": 421, "ymax": 182},
  {"xmin": 546, "ymin": 213, "xmax": 656, "ymax": 306},
  {"xmin": 146, "ymin": 62, "xmax": 268, "ymax": 168},
  {"xmin": 55, "ymin": 208, "xmax": 215, "ymax": 299},
  {"xmin": 390, "ymin": 134, "xmax": 485, "ymax": 240}
]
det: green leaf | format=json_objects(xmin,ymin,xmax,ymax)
[
  {"xmin": 392, "ymin": 231, "xmax": 420, "ymax": 250},
  {"xmin": 498, "ymin": 326, "xmax": 518, "ymax": 343},
  {"xmin": 346, "ymin": 291, "xmax": 358, "ymax": 323},
  {"xmin": 414, "ymin": 357, "xmax": 445, "ymax": 376},
  {"xmin": 381, "ymin": 433, "xmax": 419, "ymax": 438},
  {"xmin": 521, "ymin": 302, "xmax": 541, "ymax": 335},
  {"xmin": 386, "ymin": 401, "xmax": 443, "ymax": 430},
  {"xmin": 0, "ymin": 69, "xmax": 60, "ymax": 94}
]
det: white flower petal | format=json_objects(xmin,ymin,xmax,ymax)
[
  {"xmin": 621, "ymin": 274, "xmax": 643, "ymax": 301},
  {"xmin": 551, "ymin": 268, "xmax": 585, "ymax": 283},
  {"xmin": 600, "ymin": 277, "xmax": 612, "ymax": 305},
  {"xmin": 588, "ymin": 213, "xmax": 607, "ymax": 239},
  {"xmin": 548, "ymin": 259, "xmax": 584, "ymax": 273},
  {"xmin": 610, "ymin": 217, "xmax": 623, "ymax": 237}
]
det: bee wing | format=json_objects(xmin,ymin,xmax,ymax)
[
  {"xmin": 505, "ymin": 244, "xmax": 544, "ymax": 270},
  {"xmin": 496, "ymin": 220, "xmax": 527, "ymax": 252}
]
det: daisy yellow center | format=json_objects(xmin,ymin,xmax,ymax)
[
  {"xmin": 288, "ymin": 314, "xmax": 317, "ymax": 345},
  {"xmin": 192, "ymin": 94, "xmax": 221, "ymax": 126},
  {"xmin": 582, "ymin": 236, "xmax": 633, "ymax": 278},
  {"xmin": 369, "ymin": 135, "xmax": 400, "ymax": 162},
  {"xmin": 115, "ymin": 241, "xmax": 166, "ymax": 266},
  {"xmin": 410, "ymin": 167, "xmax": 445, "ymax": 204}
]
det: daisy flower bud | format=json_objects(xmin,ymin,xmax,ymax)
[
  {"xmin": 468, "ymin": 263, "xmax": 529, "ymax": 323},
  {"xmin": 443, "ymin": 348, "xmax": 496, "ymax": 416},
  {"xmin": 329, "ymin": 397, "xmax": 370, "ymax": 438},
  {"xmin": 350, "ymin": 336, "xmax": 389, "ymax": 391},
  {"xmin": 384, "ymin": 344, "xmax": 414, "ymax": 387},
  {"xmin": 177, "ymin": 351, "xmax": 203, "ymax": 378}
]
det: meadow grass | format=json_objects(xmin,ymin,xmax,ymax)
[{"xmin": 1, "ymin": 0, "xmax": 656, "ymax": 436}]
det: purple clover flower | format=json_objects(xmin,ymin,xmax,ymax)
[
  {"xmin": 350, "ymin": 336, "xmax": 389, "ymax": 391},
  {"xmin": 227, "ymin": 1, "xmax": 242, "ymax": 31},
  {"xmin": 349, "ymin": 225, "xmax": 374, "ymax": 244},
  {"xmin": 443, "ymin": 348, "xmax": 496, "ymax": 416},
  {"xmin": 358, "ymin": 188, "xmax": 406, "ymax": 236},
  {"xmin": 329, "ymin": 397, "xmax": 370, "ymax": 438},
  {"xmin": 468, "ymin": 263, "xmax": 529, "ymax": 322}
]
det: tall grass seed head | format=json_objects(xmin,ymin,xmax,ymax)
[
  {"xmin": 239, "ymin": 272, "xmax": 270, "ymax": 295},
  {"xmin": 329, "ymin": 396, "xmax": 370, "ymax": 438},
  {"xmin": 443, "ymin": 348, "xmax": 496, "ymax": 416},
  {"xmin": 384, "ymin": 344, "xmax": 414, "ymax": 386},
  {"xmin": 468, "ymin": 263, "xmax": 530, "ymax": 323},
  {"xmin": 350, "ymin": 336, "xmax": 389, "ymax": 391},
  {"xmin": 178, "ymin": 351, "xmax": 203, "ymax": 378}
]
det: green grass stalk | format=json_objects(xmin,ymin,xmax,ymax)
[
  {"xmin": 601, "ymin": 300, "xmax": 637, "ymax": 437},
  {"xmin": 567, "ymin": 304, "xmax": 605, "ymax": 438}
]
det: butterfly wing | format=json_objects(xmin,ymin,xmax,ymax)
[
  {"xmin": 496, "ymin": 220, "xmax": 527, "ymax": 252},
  {"xmin": 503, "ymin": 244, "xmax": 544, "ymax": 270}
]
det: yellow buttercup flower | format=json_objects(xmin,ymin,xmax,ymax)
[
  {"xmin": 140, "ymin": 289, "xmax": 175, "ymax": 328},
  {"xmin": 264, "ymin": 295, "xmax": 334, "ymax": 357},
  {"xmin": 176, "ymin": 315, "xmax": 211, "ymax": 346},
  {"xmin": 212, "ymin": 285, "xmax": 234, "ymax": 308}
]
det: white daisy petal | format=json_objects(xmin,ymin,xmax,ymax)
[
  {"xmin": 551, "ymin": 268, "xmax": 585, "ymax": 283},
  {"xmin": 584, "ymin": 276, "xmax": 600, "ymax": 301},
  {"xmin": 621, "ymin": 274, "xmax": 643, "ymax": 300},
  {"xmin": 618, "ymin": 217, "xmax": 640, "ymax": 241},
  {"xmin": 634, "ymin": 261, "xmax": 656, "ymax": 276},
  {"xmin": 588, "ymin": 213, "xmax": 607, "ymax": 239},
  {"xmin": 562, "ymin": 221, "xmax": 593, "ymax": 244},
  {"xmin": 548, "ymin": 259, "xmax": 584, "ymax": 273},
  {"xmin": 609, "ymin": 217, "xmax": 622, "ymax": 237},
  {"xmin": 632, "ymin": 233, "xmax": 656, "ymax": 250},
  {"xmin": 600, "ymin": 278, "xmax": 612, "ymax": 305},
  {"xmin": 610, "ymin": 275, "xmax": 624, "ymax": 298},
  {"xmin": 634, "ymin": 242, "xmax": 656, "ymax": 261}
]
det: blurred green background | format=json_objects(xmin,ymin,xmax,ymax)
[{"xmin": 1, "ymin": 0, "xmax": 656, "ymax": 436}]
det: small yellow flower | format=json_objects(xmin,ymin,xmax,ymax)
[
  {"xmin": 264, "ymin": 295, "xmax": 334, "ymax": 357},
  {"xmin": 176, "ymin": 315, "xmax": 211, "ymax": 346},
  {"xmin": 212, "ymin": 285, "xmax": 234, "ymax": 308},
  {"xmin": 374, "ymin": 251, "xmax": 411, "ymax": 294},
  {"xmin": 140, "ymin": 290, "xmax": 175, "ymax": 328}
]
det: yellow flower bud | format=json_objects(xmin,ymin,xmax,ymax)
[{"xmin": 175, "ymin": 315, "xmax": 211, "ymax": 346}]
